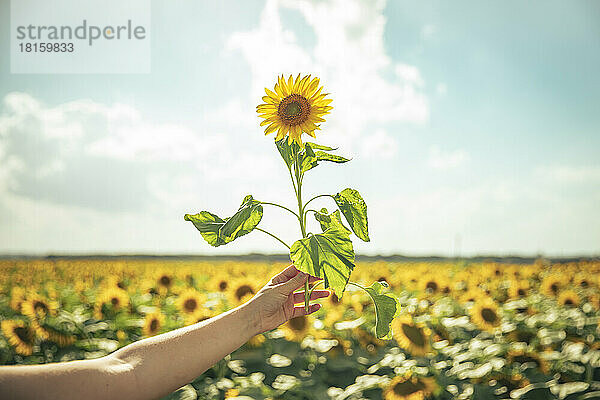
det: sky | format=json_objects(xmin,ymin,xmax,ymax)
[{"xmin": 0, "ymin": 0, "xmax": 599, "ymax": 256}]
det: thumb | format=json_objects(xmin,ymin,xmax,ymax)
[{"xmin": 276, "ymin": 270, "xmax": 308, "ymax": 294}]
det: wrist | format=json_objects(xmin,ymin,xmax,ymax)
[{"xmin": 237, "ymin": 300, "xmax": 262, "ymax": 337}]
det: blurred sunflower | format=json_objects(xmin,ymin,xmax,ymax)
[
  {"xmin": 94, "ymin": 287, "xmax": 130, "ymax": 320},
  {"xmin": 392, "ymin": 315, "xmax": 431, "ymax": 356},
  {"xmin": 460, "ymin": 288, "xmax": 486, "ymax": 304},
  {"xmin": 142, "ymin": 312, "xmax": 165, "ymax": 337},
  {"xmin": 176, "ymin": 289, "xmax": 204, "ymax": 316},
  {"xmin": 208, "ymin": 273, "xmax": 230, "ymax": 293},
  {"xmin": 506, "ymin": 349, "xmax": 549, "ymax": 374},
  {"xmin": 21, "ymin": 295, "xmax": 57, "ymax": 320},
  {"xmin": 470, "ymin": 298, "xmax": 501, "ymax": 332},
  {"xmin": 1, "ymin": 320, "xmax": 36, "ymax": 356},
  {"xmin": 281, "ymin": 315, "xmax": 313, "ymax": 342},
  {"xmin": 246, "ymin": 334, "xmax": 266, "ymax": 348},
  {"xmin": 540, "ymin": 275, "xmax": 562, "ymax": 297},
  {"xmin": 383, "ymin": 373, "xmax": 437, "ymax": 400},
  {"xmin": 508, "ymin": 280, "xmax": 530, "ymax": 299},
  {"xmin": 184, "ymin": 309, "xmax": 214, "ymax": 326},
  {"xmin": 257, "ymin": 74, "xmax": 332, "ymax": 146},
  {"xmin": 356, "ymin": 328, "xmax": 386, "ymax": 354},
  {"xmin": 42, "ymin": 326, "xmax": 76, "ymax": 347},
  {"xmin": 229, "ymin": 280, "xmax": 258, "ymax": 305},
  {"xmin": 419, "ymin": 275, "xmax": 441, "ymax": 295},
  {"xmin": 10, "ymin": 287, "xmax": 26, "ymax": 312},
  {"xmin": 573, "ymin": 274, "xmax": 593, "ymax": 289},
  {"xmin": 557, "ymin": 290, "xmax": 580, "ymax": 307},
  {"xmin": 155, "ymin": 270, "xmax": 175, "ymax": 293}
]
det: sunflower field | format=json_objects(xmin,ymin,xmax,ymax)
[{"xmin": 1, "ymin": 258, "xmax": 600, "ymax": 400}]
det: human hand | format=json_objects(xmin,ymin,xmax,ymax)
[{"xmin": 246, "ymin": 265, "xmax": 330, "ymax": 334}]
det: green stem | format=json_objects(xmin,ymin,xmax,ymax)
[
  {"xmin": 304, "ymin": 194, "xmax": 334, "ymax": 209},
  {"xmin": 292, "ymin": 145, "xmax": 310, "ymax": 312},
  {"xmin": 307, "ymin": 280, "xmax": 324, "ymax": 297},
  {"xmin": 255, "ymin": 227, "xmax": 290, "ymax": 249},
  {"xmin": 258, "ymin": 201, "xmax": 300, "ymax": 220}
]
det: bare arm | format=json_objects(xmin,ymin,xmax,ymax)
[{"xmin": 0, "ymin": 266, "xmax": 329, "ymax": 400}]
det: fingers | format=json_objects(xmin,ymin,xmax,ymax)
[
  {"xmin": 276, "ymin": 270, "xmax": 309, "ymax": 293},
  {"xmin": 291, "ymin": 303, "xmax": 321, "ymax": 318},
  {"xmin": 271, "ymin": 264, "xmax": 299, "ymax": 285},
  {"xmin": 293, "ymin": 290, "xmax": 330, "ymax": 304}
]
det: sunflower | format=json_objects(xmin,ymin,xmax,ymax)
[
  {"xmin": 508, "ymin": 280, "xmax": 530, "ymax": 299},
  {"xmin": 573, "ymin": 274, "xmax": 593, "ymax": 289},
  {"xmin": 184, "ymin": 309, "xmax": 214, "ymax": 326},
  {"xmin": 1, "ymin": 320, "xmax": 36, "ymax": 356},
  {"xmin": 281, "ymin": 315, "xmax": 313, "ymax": 342},
  {"xmin": 94, "ymin": 287, "xmax": 130, "ymax": 319},
  {"xmin": 470, "ymin": 298, "xmax": 501, "ymax": 332},
  {"xmin": 419, "ymin": 274, "xmax": 444, "ymax": 296},
  {"xmin": 356, "ymin": 328, "xmax": 387, "ymax": 354},
  {"xmin": 175, "ymin": 289, "xmax": 204, "ymax": 316},
  {"xmin": 383, "ymin": 373, "xmax": 437, "ymax": 400},
  {"xmin": 459, "ymin": 288, "xmax": 486, "ymax": 304},
  {"xmin": 257, "ymin": 74, "xmax": 333, "ymax": 146},
  {"xmin": 42, "ymin": 326, "xmax": 76, "ymax": 347},
  {"xmin": 229, "ymin": 280, "xmax": 258, "ymax": 305},
  {"xmin": 540, "ymin": 275, "xmax": 562, "ymax": 297},
  {"xmin": 392, "ymin": 315, "xmax": 431, "ymax": 356},
  {"xmin": 557, "ymin": 290, "xmax": 580, "ymax": 307},
  {"xmin": 10, "ymin": 287, "xmax": 26, "ymax": 312},
  {"xmin": 142, "ymin": 312, "xmax": 165, "ymax": 337},
  {"xmin": 506, "ymin": 349, "xmax": 549, "ymax": 374},
  {"xmin": 21, "ymin": 295, "xmax": 57, "ymax": 320},
  {"xmin": 155, "ymin": 270, "xmax": 175, "ymax": 293}
]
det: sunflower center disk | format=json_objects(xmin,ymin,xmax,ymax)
[
  {"xmin": 393, "ymin": 380, "xmax": 424, "ymax": 395},
  {"xmin": 278, "ymin": 94, "xmax": 310, "ymax": 126},
  {"xmin": 481, "ymin": 308, "xmax": 498, "ymax": 323},
  {"xmin": 402, "ymin": 323, "xmax": 426, "ymax": 347}
]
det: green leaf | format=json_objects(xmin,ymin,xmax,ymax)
[
  {"xmin": 300, "ymin": 143, "xmax": 318, "ymax": 173},
  {"xmin": 315, "ymin": 151, "xmax": 350, "ymax": 164},
  {"xmin": 306, "ymin": 142, "xmax": 337, "ymax": 151},
  {"xmin": 184, "ymin": 195, "xmax": 263, "ymax": 247},
  {"xmin": 220, "ymin": 195, "xmax": 263, "ymax": 242},
  {"xmin": 333, "ymin": 188, "xmax": 370, "ymax": 242},
  {"xmin": 362, "ymin": 282, "xmax": 401, "ymax": 339},
  {"xmin": 289, "ymin": 227, "xmax": 355, "ymax": 297},
  {"xmin": 183, "ymin": 211, "xmax": 226, "ymax": 246},
  {"xmin": 314, "ymin": 208, "xmax": 351, "ymax": 234},
  {"xmin": 275, "ymin": 138, "xmax": 300, "ymax": 170}
]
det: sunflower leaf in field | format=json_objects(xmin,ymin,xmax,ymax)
[
  {"xmin": 315, "ymin": 151, "xmax": 350, "ymax": 164},
  {"xmin": 184, "ymin": 195, "xmax": 263, "ymax": 247},
  {"xmin": 289, "ymin": 227, "xmax": 355, "ymax": 297},
  {"xmin": 333, "ymin": 188, "xmax": 370, "ymax": 242},
  {"xmin": 314, "ymin": 208, "xmax": 351, "ymax": 234},
  {"xmin": 362, "ymin": 281, "xmax": 401, "ymax": 339}
]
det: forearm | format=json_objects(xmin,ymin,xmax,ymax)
[
  {"xmin": 110, "ymin": 302, "xmax": 261, "ymax": 399},
  {"xmin": 0, "ymin": 303, "xmax": 261, "ymax": 400}
]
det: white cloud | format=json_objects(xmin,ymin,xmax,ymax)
[
  {"xmin": 427, "ymin": 146, "xmax": 469, "ymax": 169},
  {"xmin": 227, "ymin": 0, "xmax": 428, "ymax": 152},
  {"xmin": 360, "ymin": 129, "xmax": 398, "ymax": 160}
]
